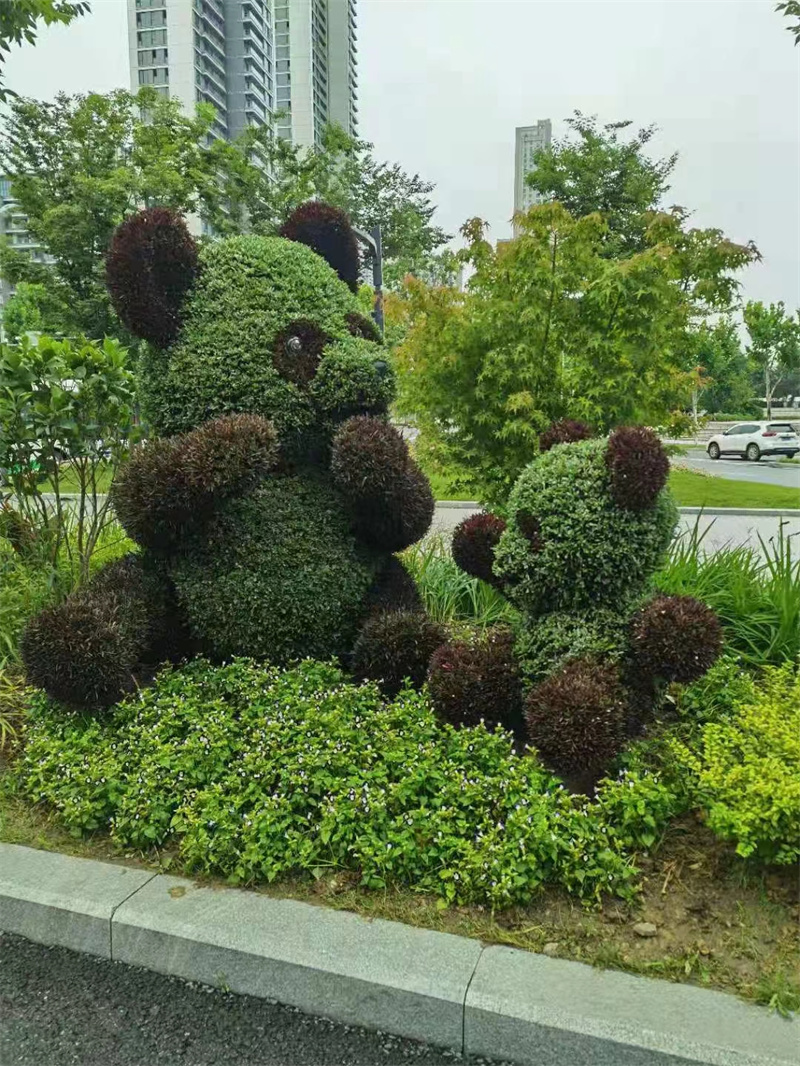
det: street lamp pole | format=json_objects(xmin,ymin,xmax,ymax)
[{"xmin": 352, "ymin": 224, "xmax": 384, "ymax": 334}]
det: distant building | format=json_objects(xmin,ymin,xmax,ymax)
[
  {"xmin": 513, "ymin": 120, "xmax": 552, "ymax": 236},
  {"xmin": 0, "ymin": 178, "xmax": 50, "ymax": 314},
  {"xmin": 127, "ymin": 0, "xmax": 358, "ymax": 149},
  {"xmin": 275, "ymin": 0, "xmax": 358, "ymax": 147}
]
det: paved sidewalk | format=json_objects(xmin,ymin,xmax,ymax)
[{"xmin": 432, "ymin": 505, "xmax": 800, "ymax": 554}]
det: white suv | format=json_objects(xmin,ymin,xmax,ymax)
[{"xmin": 707, "ymin": 421, "xmax": 800, "ymax": 462}]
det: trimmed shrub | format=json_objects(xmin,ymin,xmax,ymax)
[
  {"xmin": 171, "ymin": 474, "xmax": 378, "ymax": 664},
  {"xmin": 272, "ymin": 319, "xmax": 333, "ymax": 386},
  {"xmin": 137, "ymin": 235, "xmax": 358, "ymax": 440},
  {"xmin": 280, "ymin": 201, "xmax": 361, "ymax": 292},
  {"xmin": 630, "ymin": 594, "xmax": 722, "ymax": 683},
  {"xmin": 363, "ymin": 556, "xmax": 422, "ymax": 614},
  {"xmin": 112, "ymin": 415, "xmax": 278, "ymax": 552},
  {"xmin": 680, "ymin": 665, "xmax": 800, "ymax": 864},
  {"xmin": 309, "ymin": 336, "xmax": 396, "ymax": 434},
  {"xmin": 524, "ymin": 657, "xmax": 628, "ymax": 778},
  {"xmin": 21, "ymin": 590, "xmax": 142, "ymax": 710},
  {"xmin": 539, "ymin": 419, "xmax": 593, "ymax": 453},
  {"xmin": 330, "ymin": 416, "xmax": 409, "ymax": 498},
  {"xmin": 514, "ymin": 608, "xmax": 629, "ymax": 686},
  {"xmin": 18, "ymin": 657, "xmax": 641, "ymax": 904},
  {"xmin": 106, "ymin": 207, "xmax": 198, "ymax": 347},
  {"xmin": 354, "ymin": 462, "xmax": 434, "ymax": 552},
  {"xmin": 493, "ymin": 438, "xmax": 677, "ymax": 618},
  {"xmin": 428, "ymin": 628, "xmax": 524, "ymax": 739},
  {"xmin": 20, "ymin": 553, "xmax": 179, "ymax": 710},
  {"xmin": 452, "ymin": 512, "xmax": 506, "ymax": 584},
  {"xmin": 346, "ymin": 311, "xmax": 382, "ymax": 343},
  {"xmin": 351, "ymin": 610, "xmax": 446, "ymax": 696},
  {"xmin": 605, "ymin": 425, "xmax": 669, "ymax": 512}
]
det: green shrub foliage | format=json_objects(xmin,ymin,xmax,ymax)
[
  {"xmin": 24, "ymin": 203, "xmax": 434, "ymax": 707},
  {"xmin": 492, "ymin": 438, "xmax": 677, "ymax": 617},
  {"xmin": 514, "ymin": 608, "xmax": 629, "ymax": 686},
  {"xmin": 136, "ymin": 234, "xmax": 362, "ymax": 440},
  {"xmin": 19, "ymin": 657, "xmax": 646, "ymax": 905},
  {"xmin": 672, "ymin": 664, "xmax": 800, "ymax": 865},
  {"xmin": 171, "ymin": 474, "xmax": 380, "ymax": 663}
]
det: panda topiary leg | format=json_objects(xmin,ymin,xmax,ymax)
[{"xmin": 21, "ymin": 554, "xmax": 185, "ymax": 712}]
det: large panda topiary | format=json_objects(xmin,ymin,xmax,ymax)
[{"xmin": 22, "ymin": 203, "xmax": 439, "ymax": 709}]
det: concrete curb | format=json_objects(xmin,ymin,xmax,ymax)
[
  {"xmin": 0, "ymin": 844, "xmax": 795, "ymax": 1065},
  {"xmin": 435, "ymin": 501, "xmax": 800, "ymax": 517}
]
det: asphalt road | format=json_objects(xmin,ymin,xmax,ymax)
[
  {"xmin": 680, "ymin": 450, "xmax": 800, "ymax": 489},
  {"xmin": 0, "ymin": 933, "xmax": 506, "ymax": 1066}
]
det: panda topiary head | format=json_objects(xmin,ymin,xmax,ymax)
[
  {"xmin": 106, "ymin": 202, "xmax": 392, "ymax": 455},
  {"xmin": 492, "ymin": 425, "xmax": 676, "ymax": 618}
]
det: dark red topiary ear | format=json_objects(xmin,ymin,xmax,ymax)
[
  {"xmin": 539, "ymin": 419, "xmax": 594, "ymax": 453},
  {"xmin": 280, "ymin": 201, "xmax": 361, "ymax": 292},
  {"xmin": 605, "ymin": 425, "xmax": 669, "ymax": 511},
  {"xmin": 106, "ymin": 207, "xmax": 199, "ymax": 347}
]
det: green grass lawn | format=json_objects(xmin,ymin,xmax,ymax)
[
  {"xmin": 668, "ymin": 468, "xmax": 800, "ymax": 510},
  {"xmin": 426, "ymin": 464, "xmax": 799, "ymax": 510},
  {"xmin": 0, "ymin": 463, "xmax": 116, "ymax": 495}
]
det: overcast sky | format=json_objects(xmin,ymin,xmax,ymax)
[{"xmin": 5, "ymin": 0, "xmax": 799, "ymax": 307}]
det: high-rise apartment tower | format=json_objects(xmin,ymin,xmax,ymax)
[
  {"xmin": 127, "ymin": 0, "xmax": 358, "ymax": 147},
  {"xmin": 513, "ymin": 119, "xmax": 552, "ymax": 235}
]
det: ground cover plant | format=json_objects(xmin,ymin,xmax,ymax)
[
  {"xmin": 16, "ymin": 657, "xmax": 644, "ymax": 906},
  {"xmin": 5, "ymin": 651, "xmax": 798, "ymax": 1013}
]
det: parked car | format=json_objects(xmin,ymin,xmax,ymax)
[{"xmin": 707, "ymin": 421, "xmax": 800, "ymax": 461}]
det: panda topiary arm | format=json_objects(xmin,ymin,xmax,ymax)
[
  {"xmin": 111, "ymin": 414, "xmax": 279, "ymax": 553},
  {"xmin": 330, "ymin": 416, "xmax": 434, "ymax": 552}
]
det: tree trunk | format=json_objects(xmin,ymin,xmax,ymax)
[{"xmin": 766, "ymin": 364, "xmax": 772, "ymax": 419}]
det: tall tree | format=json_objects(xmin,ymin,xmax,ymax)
[
  {"xmin": 397, "ymin": 199, "xmax": 759, "ymax": 506},
  {"xmin": 0, "ymin": 0, "xmax": 88, "ymax": 101},
  {"xmin": 744, "ymin": 301, "xmax": 800, "ymax": 417},
  {"xmin": 0, "ymin": 92, "xmax": 449, "ymax": 338},
  {"xmin": 0, "ymin": 87, "xmax": 264, "ymax": 340},
  {"xmin": 682, "ymin": 319, "xmax": 754, "ymax": 418},
  {"xmin": 526, "ymin": 112, "xmax": 677, "ymax": 255}
]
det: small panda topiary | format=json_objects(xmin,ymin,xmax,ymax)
[
  {"xmin": 428, "ymin": 422, "xmax": 722, "ymax": 787},
  {"xmin": 22, "ymin": 203, "xmax": 435, "ymax": 710}
]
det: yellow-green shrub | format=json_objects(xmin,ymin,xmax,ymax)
[{"xmin": 685, "ymin": 664, "xmax": 800, "ymax": 864}]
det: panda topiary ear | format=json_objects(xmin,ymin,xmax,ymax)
[
  {"xmin": 106, "ymin": 207, "xmax": 199, "ymax": 347},
  {"xmin": 605, "ymin": 425, "xmax": 669, "ymax": 510},
  {"xmin": 280, "ymin": 201, "xmax": 360, "ymax": 292}
]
